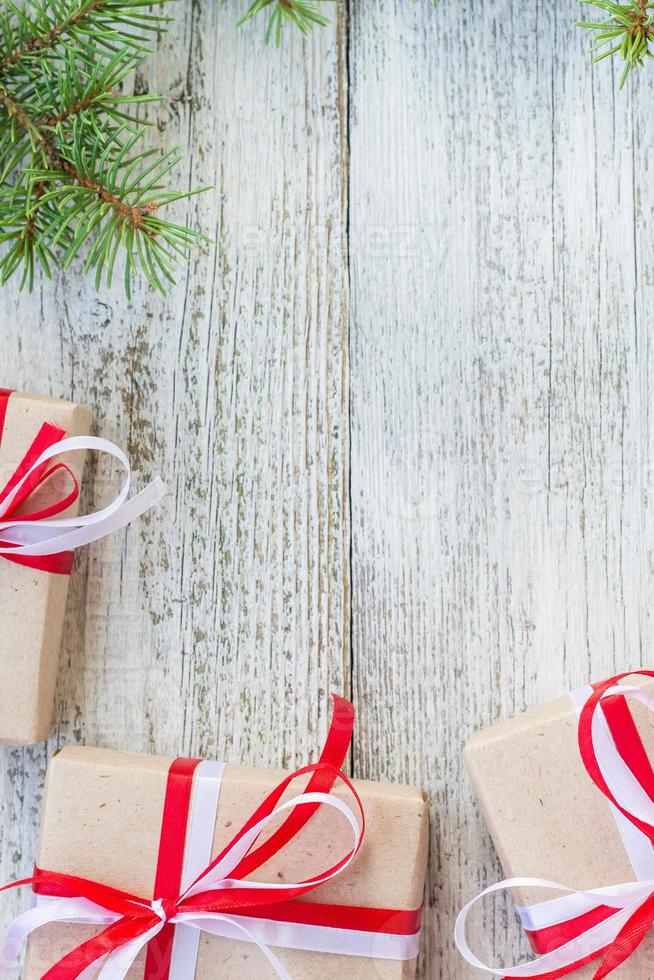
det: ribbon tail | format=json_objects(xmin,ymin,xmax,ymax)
[
  {"xmin": 0, "ymin": 479, "xmax": 167, "ymax": 557},
  {"xmin": 0, "ymin": 896, "xmax": 123, "ymax": 980},
  {"xmin": 43, "ymin": 916, "xmax": 159, "ymax": 980},
  {"xmin": 592, "ymin": 893, "xmax": 654, "ymax": 979},
  {"xmin": 0, "ymin": 875, "xmax": 63, "ymax": 975},
  {"xmin": 0, "ymin": 900, "xmax": 98, "ymax": 978},
  {"xmin": 95, "ymin": 920, "xmax": 164, "ymax": 980}
]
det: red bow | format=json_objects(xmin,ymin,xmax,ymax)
[
  {"xmin": 1, "ymin": 696, "xmax": 418, "ymax": 979},
  {"xmin": 0, "ymin": 389, "xmax": 80, "ymax": 575}
]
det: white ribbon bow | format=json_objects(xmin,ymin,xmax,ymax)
[{"xmin": 0, "ymin": 436, "xmax": 166, "ymax": 555}]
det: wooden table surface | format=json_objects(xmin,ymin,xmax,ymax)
[{"xmin": 2, "ymin": 1, "xmax": 653, "ymax": 976}]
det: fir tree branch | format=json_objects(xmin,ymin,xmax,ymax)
[
  {"xmin": 0, "ymin": 85, "xmax": 145, "ymax": 227},
  {"xmin": 0, "ymin": 0, "xmax": 205, "ymax": 295},
  {"xmin": 224, "ymin": 0, "xmax": 333, "ymax": 45},
  {"xmin": 578, "ymin": 0, "xmax": 654, "ymax": 87},
  {"xmin": 0, "ymin": 84, "xmax": 42, "ymax": 149},
  {"xmin": 0, "ymin": 0, "xmax": 105, "ymax": 74},
  {"xmin": 0, "ymin": 0, "xmax": 170, "ymax": 76},
  {"xmin": 33, "ymin": 48, "xmax": 159, "ymax": 131},
  {"xmin": 40, "ymin": 94, "xmax": 105, "ymax": 127},
  {"xmin": 0, "ymin": 187, "xmax": 64, "ymax": 289}
]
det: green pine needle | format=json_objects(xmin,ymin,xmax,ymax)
[
  {"xmin": 222, "ymin": 0, "xmax": 332, "ymax": 45},
  {"xmin": 225, "ymin": 0, "xmax": 439, "ymax": 45},
  {"xmin": 0, "ymin": 0, "xmax": 205, "ymax": 295},
  {"xmin": 578, "ymin": 0, "xmax": 654, "ymax": 87}
]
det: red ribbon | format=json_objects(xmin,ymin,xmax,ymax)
[
  {"xmin": 517, "ymin": 670, "xmax": 654, "ymax": 979},
  {"xmin": 0, "ymin": 389, "xmax": 80, "ymax": 575},
  {"xmin": 0, "ymin": 388, "xmax": 11, "ymax": 438},
  {"xmin": 8, "ymin": 695, "xmax": 421, "ymax": 978},
  {"xmin": 144, "ymin": 757, "xmax": 202, "ymax": 979}
]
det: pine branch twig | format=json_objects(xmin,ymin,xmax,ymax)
[
  {"xmin": 0, "ymin": 0, "xmax": 205, "ymax": 295},
  {"xmin": 225, "ymin": 0, "xmax": 439, "ymax": 45},
  {"xmin": 578, "ymin": 0, "xmax": 654, "ymax": 87},
  {"xmin": 223, "ymin": 0, "xmax": 332, "ymax": 45}
]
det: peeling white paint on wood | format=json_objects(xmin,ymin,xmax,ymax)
[
  {"xmin": 2, "ymin": 0, "xmax": 653, "ymax": 977},
  {"xmin": 349, "ymin": 0, "xmax": 654, "ymax": 977}
]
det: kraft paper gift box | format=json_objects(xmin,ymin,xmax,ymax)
[
  {"xmin": 464, "ymin": 673, "xmax": 654, "ymax": 979},
  {"xmin": 0, "ymin": 389, "xmax": 91, "ymax": 746},
  {"xmin": 22, "ymin": 718, "xmax": 429, "ymax": 978}
]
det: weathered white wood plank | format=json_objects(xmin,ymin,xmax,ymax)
[
  {"xmin": 348, "ymin": 0, "xmax": 654, "ymax": 976},
  {"xmin": 2, "ymin": 1, "xmax": 653, "ymax": 976},
  {"xmin": 0, "ymin": 0, "xmax": 348, "ymax": 933}
]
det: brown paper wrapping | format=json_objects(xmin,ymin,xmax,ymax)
[
  {"xmin": 465, "ymin": 676, "xmax": 654, "ymax": 978},
  {"xmin": 24, "ymin": 745, "xmax": 429, "ymax": 979},
  {"xmin": 0, "ymin": 391, "xmax": 91, "ymax": 745}
]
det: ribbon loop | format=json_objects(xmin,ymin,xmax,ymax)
[
  {"xmin": 181, "ymin": 768, "xmax": 365, "ymax": 911},
  {"xmin": 579, "ymin": 673, "xmax": 654, "ymax": 842},
  {"xmin": 0, "ymin": 429, "xmax": 166, "ymax": 571}
]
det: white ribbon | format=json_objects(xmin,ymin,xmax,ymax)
[
  {"xmin": 455, "ymin": 877, "xmax": 654, "ymax": 976},
  {"xmin": 1, "ymin": 788, "xmax": 369, "ymax": 979},
  {"xmin": 0, "ymin": 436, "xmax": 166, "ymax": 555},
  {"xmin": 169, "ymin": 760, "xmax": 225, "ymax": 979},
  {"xmin": 455, "ymin": 679, "xmax": 654, "ymax": 975}
]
